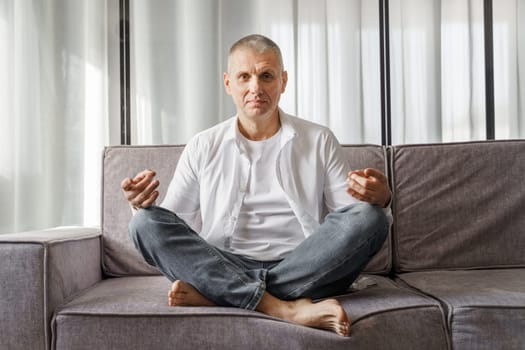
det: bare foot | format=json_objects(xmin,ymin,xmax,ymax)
[
  {"xmin": 257, "ymin": 293, "xmax": 351, "ymax": 337},
  {"xmin": 167, "ymin": 282, "xmax": 350, "ymax": 336},
  {"xmin": 168, "ymin": 280, "xmax": 215, "ymax": 307},
  {"xmin": 289, "ymin": 298, "xmax": 351, "ymax": 336}
]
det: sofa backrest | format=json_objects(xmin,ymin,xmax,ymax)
[
  {"xmin": 102, "ymin": 146, "xmax": 184, "ymax": 276},
  {"xmin": 101, "ymin": 144, "xmax": 391, "ymax": 277},
  {"xmin": 391, "ymin": 140, "xmax": 525, "ymax": 272}
]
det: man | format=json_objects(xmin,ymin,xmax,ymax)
[{"xmin": 122, "ymin": 34, "xmax": 391, "ymax": 337}]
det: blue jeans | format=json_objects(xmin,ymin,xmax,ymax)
[{"xmin": 128, "ymin": 202, "xmax": 388, "ymax": 310}]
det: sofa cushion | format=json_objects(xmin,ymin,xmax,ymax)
[
  {"xmin": 52, "ymin": 275, "xmax": 448, "ymax": 350},
  {"xmin": 102, "ymin": 145, "xmax": 392, "ymax": 276},
  {"xmin": 340, "ymin": 145, "xmax": 392, "ymax": 273},
  {"xmin": 102, "ymin": 146, "xmax": 184, "ymax": 276},
  {"xmin": 398, "ymin": 269, "xmax": 525, "ymax": 350},
  {"xmin": 391, "ymin": 140, "xmax": 525, "ymax": 271}
]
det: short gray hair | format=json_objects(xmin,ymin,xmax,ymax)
[{"xmin": 228, "ymin": 34, "xmax": 284, "ymax": 72}]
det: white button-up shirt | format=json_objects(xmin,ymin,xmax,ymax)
[{"xmin": 160, "ymin": 110, "xmax": 392, "ymax": 250}]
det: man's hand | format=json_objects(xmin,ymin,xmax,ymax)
[
  {"xmin": 121, "ymin": 169, "xmax": 160, "ymax": 209},
  {"xmin": 347, "ymin": 168, "xmax": 391, "ymax": 208}
]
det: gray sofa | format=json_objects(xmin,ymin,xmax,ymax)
[{"xmin": 2, "ymin": 140, "xmax": 525, "ymax": 350}]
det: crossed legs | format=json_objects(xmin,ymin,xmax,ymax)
[{"xmin": 129, "ymin": 203, "xmax": 388, "ymax": 337}]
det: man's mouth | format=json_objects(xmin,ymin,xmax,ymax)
[{"xmin": 247, "ymin": 100, "xmax": 267, "ymax": 105}]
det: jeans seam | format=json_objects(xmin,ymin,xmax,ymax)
[
  {"xmin": 239, "ymin": 267, "xmax": 267, "ymax": 310},
  {"xmin": 199, "ymin": 241, "xmax": 269, "ymax": 310},
  {"xmin": 201, "ymin": 243, "xmax": 256, "ymax": 286},
  {"xmin": 243, "ymin": 279, "xmax": 266, "ymax": 310}
]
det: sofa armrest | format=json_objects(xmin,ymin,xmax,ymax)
[{"xmin": 0, "ymin": 227, "xmax": 102, "ymax": 350}]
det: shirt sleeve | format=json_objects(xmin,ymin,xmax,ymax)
[
  {"xmin": 160, "ymin": 136, "xmax": 201, "ymax": 216},
  {"xmin": 322, "ymin": 131, "xmax": 393, "ymax": 225},
  {"xmin": 322, "ymin": 130, "xmax": 359, "ymax": 212}
]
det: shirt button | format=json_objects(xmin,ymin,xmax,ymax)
[{"xmin": 240, "ymin": 185, "xmax": 247, "ymax": 192}]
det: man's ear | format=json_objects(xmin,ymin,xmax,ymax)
[
  {"xmin": 281, "ymin": 70, "xmax": 288, "ymax": 93},
  {"xmin": 223, "ymin": 72, "xmax": 232, "ymax": 95}
]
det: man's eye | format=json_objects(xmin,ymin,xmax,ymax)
[
  {"xmin": 262, "ymin": 73, "xmax": 273, "ymax": 80},
  {"xmin": 239, "ymin": 74, "xmax": 249, "ymax": 81}
]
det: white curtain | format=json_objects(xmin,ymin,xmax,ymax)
[
  {"xmin": 131, "ymin": 0, "xmax": 525, "ymax": 146},
  {"xmin": 0, "ymin": 0, "xmax": 115, "ymax": 234},
  {"xmin": 390, "ymin": 0, "xmax": 487, "ymax": 143},
  {"xmin": 493, "ymin": 0, "xmax": 525, "ymax": 138},
  {"xmin": 389, "ymin": 0, "xmax": 525, "ymax": 144}
]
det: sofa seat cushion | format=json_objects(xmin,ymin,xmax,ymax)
[
  {"xmin": 398, "ymin": 269, "xmax": 525, "ymax": 350},
  {"xmin": 52, "ymin": 275, "xmax": 448, "ymax": 350}
]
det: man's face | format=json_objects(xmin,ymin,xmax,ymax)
[{"xmin": 224, "ymin": 48, "xmax": 288, "ymax": 122}]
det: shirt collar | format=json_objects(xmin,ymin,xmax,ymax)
[
  {"xmin": 278, "ymin": 109, "xmax": 298, "ymax": 147},
  {"xmin": 226, "ymin": 108, "xmax": 297, "ymax": 147}
]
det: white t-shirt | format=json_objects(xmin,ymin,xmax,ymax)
[{"xmin": 233, "ymin": 128, "xmax": 304, "ymax": 260}]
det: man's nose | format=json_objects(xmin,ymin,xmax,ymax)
[{"xmin": 248, "ymin": 77, "xmax": 261, "ymax": 93}]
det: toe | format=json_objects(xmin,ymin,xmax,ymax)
[{"xmin": 338, "ymin": 321, "xmax": 351, "ymax": 337}]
